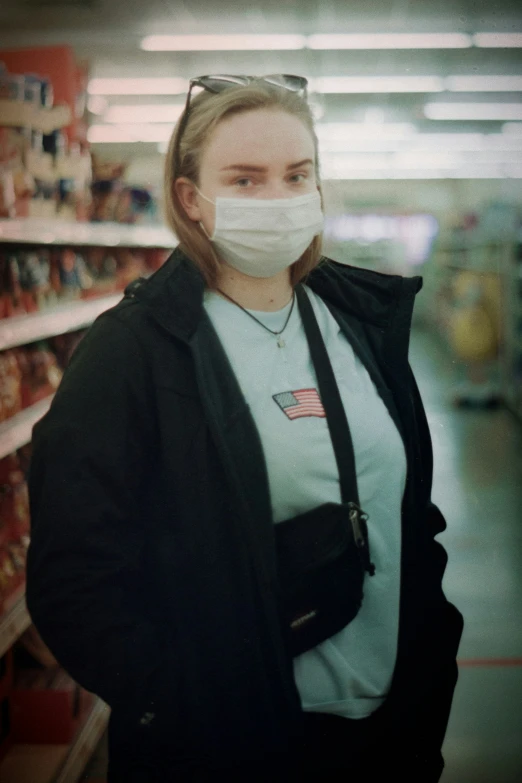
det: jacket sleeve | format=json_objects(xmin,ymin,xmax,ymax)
[
  {"xmin": 398, "ymin": 364, "xmax": 464, "ymax": 777},
  {"xmin": 26, "ymin": 311, "xmax": 175, "ymax": 724},
  {"xmin": 407, "ymin": 363, "xmax": 457, "ymax": 599}
]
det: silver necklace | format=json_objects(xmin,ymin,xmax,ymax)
[{"xmin": 215, "ymin": 288, "xmax": 296, "ymax": 348}]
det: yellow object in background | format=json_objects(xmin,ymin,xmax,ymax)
[{"xmin": 448, "ymin": 271, "xmax": 501, "ymax": 363}]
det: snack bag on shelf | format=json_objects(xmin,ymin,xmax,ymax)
[
  {"xmin": 0, "ymin": 170, "xmax": 16, "ymax": 219},
  {"xmin": 50, "ymin": 330, "xmax": 86, "ymax": 369},
  {"xmin": 82, "ymin": 246, "xmax": 118, "ymax": 296},
  {"xmin": 12, "ymin": 167, "xmax": 35, "ymax": 202},
  {"xmin": 18, "ymin": 342, "xmax": 63, "ymax": 409},
  {"xmin": 146, "ymin": 247, "xmax": 170, "ymax": 272},
  {"xmin": 16, "ymin": 443, "xmax": 32, "ymax": 478},
  {"xmin": 114, "ymin": 247, "xmax": 148, "ymax": 291},
  {"xmin": 0, "ymin": 548, "xmax": 17, "ymax": 609},
  {"xmin": 0, "ymin": 350, "xmax": 23, "ymax": 423},
  {"xmin": 0, "ymin": 126, "xmax": 28, "ymax": 172},
  {"xmin": 128, "ymin": 185, "xmax": 157, "ymax": 224},
  {"xmin": 90, "ymin": 178, "xmax": 124, "ymax": 222},
  {"xmin": 0, "ymin": 255, "xmax": 27, "ymax": 318},
  {"xmin": 0, "ymin": 453, "xmax": 30, "ymax": 543},
  {"xmin": 0, "ymin": 123, "xmax": 33, "ymax": 219},
  {"xmin": 29, "ymin": 178, "xmax": 58, "ymax": 219},
  {"xmin": 17, "ymin": 250, "xmax": 52, "ymax": 313},
  {"xmin": 6, "ymin": 539, "xmax": 27, "ymax": 582},
  {"xmin": 57, "ymin": 248, "xmax": 83, "ymax": 300},
  {"xmin": 48, "ymin": 249, "xmax": 63, "ymax": 298},
  {"xmin": 0, "ymin": 454, "xmax": 29, "ymax": 610}
]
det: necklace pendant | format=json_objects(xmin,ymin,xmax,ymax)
[{"xmin": 277, "ymin": 336, "xmax": 286, "ymax": 348}]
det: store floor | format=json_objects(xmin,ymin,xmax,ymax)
[{"xmin": 81, "ymin": 326, "xmax": 522, "ymax": 783}]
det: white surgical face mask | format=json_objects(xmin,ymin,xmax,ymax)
[{"xmin": 196, "ymin": 188, "xmax": 324, "ymax": 278}]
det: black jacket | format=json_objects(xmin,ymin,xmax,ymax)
[{"xmin": 26, "ymin": 249, "xmax": 463, "ymax": 780}]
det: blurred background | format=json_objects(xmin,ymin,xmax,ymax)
[{"xmin": 0, "ymin": 1, "xmax": 521, "ymax": 782}]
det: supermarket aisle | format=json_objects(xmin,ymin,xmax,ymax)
[
  {"xmin": 82, "ymin": 326, "xmax": 522, "ymax": 783},
  {"xmin": 410, "ymin": 328, "xmax": 522, "ymax": 783}
]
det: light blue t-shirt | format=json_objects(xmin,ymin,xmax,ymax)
[{"xmin": 203, "ymin": 284, "xmax": 407, "ymax": 719}]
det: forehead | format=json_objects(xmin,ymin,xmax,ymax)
[{"xmin": 201, "ymin": 108, "xmax": 315, "ymax": 170}]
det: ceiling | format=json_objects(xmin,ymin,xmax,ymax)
[{"xmin": 1, "ymin": 0, "xmax": 522, "ymax": 179}]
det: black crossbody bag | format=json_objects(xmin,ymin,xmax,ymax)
[{"xmin": 275, "ymin": 283, "xmax": 376, "ymax": 658}]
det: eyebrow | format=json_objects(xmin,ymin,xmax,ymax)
[{"xmin": 220, "ymin": 158, "xmax": 314, "ymax": 173}]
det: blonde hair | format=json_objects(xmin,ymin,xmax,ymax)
[{"xmin": 163, "ymin": 80, "xmax": 325, "ymax": 290}]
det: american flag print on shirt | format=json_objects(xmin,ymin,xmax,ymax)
[{"xmin": 273, "ymin": 389, "xmax": 326, "ymax": 420}]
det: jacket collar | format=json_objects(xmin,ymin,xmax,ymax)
[{"xmin": 130, "ymin": 246, "xmax": 422, "ymax": 346}]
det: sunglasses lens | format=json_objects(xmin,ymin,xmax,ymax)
[
  {"xmin": 263, "ymin": 74, "xmax": 308, "ymax": 94},
  {"xmin": 198, "ymin": 75, "xmax": 251, "ymax": 93}
]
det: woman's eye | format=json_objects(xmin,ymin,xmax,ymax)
[
  {"xmin": 289, "ymin": 173, "xmax": 307, "ymax": 183},
  {"xmin": 236, "ymin": 178, "xmax": 253, "ymax": 187}
]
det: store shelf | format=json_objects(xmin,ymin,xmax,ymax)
[
  {"xmin": 439, "ymin": 261, "xmax": 502, "ymax": 276},
  {"xmin": 0, "ymin": 397, "xmax": 54, "ymax": 460},
  {"xmin": 55, "ymin": 699, "xmax": 110, "ymax": 783},
  {"xmin": 0, "ymin": 218, "xmax": 175, "ymax": 248},
  {"xmin": 434, "ymin": 239, "xmax": 514, "ymax": 278},
  {"xmin": 0, "ymin": 294, "xmax": 122, "ymax": 352},
  {"xmin": 0, "ymin": 697, "xmax": 110, "ymax": 783},
  {"xmin": 0, "ymin": 590, "xmax": 31, "ymax": 658}
]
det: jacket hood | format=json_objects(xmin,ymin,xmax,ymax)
[{"xmin": 127, "ymin": 247, "xmax": 423, "ymax": 344}]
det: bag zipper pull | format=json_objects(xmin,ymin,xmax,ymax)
[{"xmin": 348, "ymin": 503, "xmax": 376, "ymax": 576}]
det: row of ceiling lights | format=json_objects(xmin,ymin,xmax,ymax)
[
  {"xmin": 87, "ymin": 122, "xmax": 522, "ymax": 144},
  {"xmin": 87, "ymin": 73, "xmax": 522, "ymax": 127},
  {"xmin": 88, "ymin": 75, "xmax": 522, "ymax": 96},
  {"xmin": 88, "ymin": 102, "xmax": 522, "ymax": 125},
  {"xmin": 87, "ymin": 30, "xmax": 522, "ymax": 177},
  {"xmin": 138, "ymin": 33, "xmax": 522, "ymax": 50}
]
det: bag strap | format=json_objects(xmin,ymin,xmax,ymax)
[
  {"xmin": 295, "ymin": 284, "xmax": 375, "ymax": 575},
  {"xmin": 295, "ymin": 283, "xmax": 359, "ymax": 506}
]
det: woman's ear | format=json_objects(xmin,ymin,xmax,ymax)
[{"xmin": 174, "ymin": 178, "xmax": 202, "ymax": 222}]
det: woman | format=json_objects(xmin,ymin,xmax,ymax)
[{"xmin": 26, "ymin": 74, "xmax": 463, "ymax": 782}]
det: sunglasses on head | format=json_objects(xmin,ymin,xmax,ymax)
[{"xmin": 174, "ymin": 73, "xmax": 308, "ymax": 176}]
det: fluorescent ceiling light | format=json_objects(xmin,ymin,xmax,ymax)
[
  {"xmin": 319, "ymin": 133, "xmax": 484, "ymax": 152},
  {"xmin": 87, "ymin": 95, "xmax": 108, "ymax": 115},
  {"xmin": 418, "ymin": 133, "xmax": 522, "ymax": 150},
  {"xmin": 319, "ymin": 133, "xmax": 522, "ymax": 153},
  {"xmin": 307, "ymin": 33, "xmax": 471, "ymax": 49},
  {"xmin": 312, "ymin": 76, "xmax": 444, "ymax": 93},
  {"xmin": 323, "ymin": 169, "xmax": 521, "ymax": 180},
  {"xmin": 411, "ymin": 133, "xmax": 522, "ymax": 150},
  {"xmin": 141, "ymin": 34, "xmax": 306, "ymax": 51},
  {"xmin": 486, "ymin": 137, "xmax": 522, "ymax": 150},
  {"xmin": 394, "ymin": 152, "xmax": 460, "ymax": 168},
  {"xmin": 322, "ymin": 152, "xmax": 461, "ymax": 170},
  {"xmin": 319, "ymin": 138, "xmax": 405, "ymax": 152},
  {"xmin": 503, "ymin": 123, "xmax": 522, "ymax": 134},
  {"xmin": 425, "ymin": 103, "xmax": 522, "ymax": 120},
  {"xmin": 322, "ymin": 154, "xmax": 392, "ymax": 170},
  {"xmin": 321, "ymin": 160, "xmax": 519, "ymax": 179},
  {"xmin": 88, "ymin": 124, "xmax": 174, "ymax": 143},
  {"xmin": 446, "ymin": 76, "xmax": 522, "ymax": 91},
  {"xmin": 410, "ymin": 133, "xmax": 484, "ymax": 150},
  {"xmin": 316, "ymin": 122, "xmax": 417, "ymax": 140},
  {"xmin": 88, "ymin": 78, "xmax": 188, "ymax": 95},
  {"xmin": 104, "ymin": 105, "xmax": 184, "ymax": 123},
  {"xmin": 473, "ymin": 33, "xmax": 522, "ymax": 48}
]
